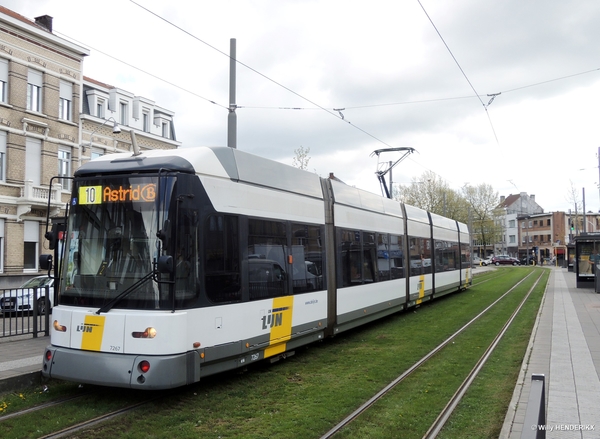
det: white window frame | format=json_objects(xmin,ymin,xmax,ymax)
[
  {"xmin": 91, "ymin": 148, "xmax": 103, "ymax": 160},
  {"xmin": 59, "ymin": 80, "xmax": 73, "ymax": 121},
  {"xmin": 27, "ymin": 69, "xmax": 43, "ymax": 113},
  {"xmin": 142, "ymin": 109, "xmax": 150, "ymax": 132},
  {"xmin": 23, "ymin": 220, "xmax": 39, "ymax": 272},
  {"xmin": 162, "ymin": 121, "xmax": 170, "ymax": 139},
  {"xmin": 58, "ymin": 148, "xmax": 71, "ymax": 190},
  {"xmin": 119, "ymin": 101, "xmax": 128, "ymax": 125},
  {"xmin": 97, "ymin": 98, "xmax": 105, "ymax": 118},
  {"xmin": 0, "ymin": 58, "xmax": 8, "ymax": 104},
  {"xmin": 25, "ymin": 137, "xmax": 41, "ymax": 186},
  {"xmin": 0, "ymin": 131, "xmax": 6, "ymax": 182},
  {"xmin": 0, "ymin": 218, "xmax": 4, "ymax": 273}
]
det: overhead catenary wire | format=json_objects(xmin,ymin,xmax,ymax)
[
  {"xmin": 128, "ymin": 0, "xmax": 398, "ymax": 150},
  {"xmin": 416, "ymin": 0, "xmax": 499, "ymax": 144},
  {"xmin": 56, "ymin": 1, "xmax": 600, "ymax": 197},
  {"xmin": 53, "ymin": 30, "xmax": 230, "ymax": 112}
]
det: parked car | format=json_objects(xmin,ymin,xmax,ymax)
[
  {"xmin": 491, "ymin": 255, "xmax": 520, "ymax": 266},
  {"xmin": 520, "ymin": 256, "xmax": 535, "ymax": 265},
  {"xmin": 481, "ymin": 257, "xmax": 493, "ymax": 266},
  {"xmin": 0, "ymin": 276, "xmax": 53, "ymax": 314}
]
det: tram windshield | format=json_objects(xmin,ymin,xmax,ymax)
[{"xmin": 59, "ymin": 175, "xmax": 176, "ymax": 310}]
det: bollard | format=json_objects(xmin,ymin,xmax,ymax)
[{"xmin": 520, "ymin": 374, "xmax": 546, "ymax": 439}]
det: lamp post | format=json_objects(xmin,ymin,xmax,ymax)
[{"xmin": 82, "ymin": 117, "xmax": 121, "ymax": 154}]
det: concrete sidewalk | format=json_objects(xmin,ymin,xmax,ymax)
[
  {"xmin": 501, "ymin": 267, "xmax": 600, "ymax": 439},
  {"xmin": 0, "ymin": 334, "xmax": 49, "ymax": 393}
]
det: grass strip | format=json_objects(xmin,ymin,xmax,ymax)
[{"xmin": 0, "ymin": 268, "xmax": 543, "ymax": 438}]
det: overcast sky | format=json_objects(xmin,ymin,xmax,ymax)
[{"xmin": 5, "ymin": 0, "xmax": 600, "ymax": 213}]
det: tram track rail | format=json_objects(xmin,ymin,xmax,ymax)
[{"xmin": 320, "ymin": 269, "xmax": 544, "ymax": 439}]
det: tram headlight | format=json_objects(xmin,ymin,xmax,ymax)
[
  {"xmin": 132, "ymin": 327, "xmax": 157, "ymax": 339},
  {"xmin": 53, "ymin": 320, "xmax": 67, "ymax": 332}
]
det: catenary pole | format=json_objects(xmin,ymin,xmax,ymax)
[{"xmin": 227, "ymin": 38, "xmax": 237, "ymax": 149}]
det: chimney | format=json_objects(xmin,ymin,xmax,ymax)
[
  {"xmin": 531, "ymin": 194, "xmax": 535, "ymax": 201},
  {"xmin": 500, "ymin": 195, "xmax": 505, "ymax": 203},
  {"xmin": 34, "ymin": 15, "xmax": 53, "ymax": 33},
  {"xmin": 329, "ymin": 172, "xmax": 335, "ymax": 179}
]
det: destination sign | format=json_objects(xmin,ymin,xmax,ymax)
[{"xmin": 78, "ymin": 184, "xmax": 156, "ymax": 205}]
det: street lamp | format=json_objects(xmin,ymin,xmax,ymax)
[{"xmin": 82, "ymin": 117, "xmax": 121, "ymax": 153}]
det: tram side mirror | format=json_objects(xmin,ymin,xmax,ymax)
[
  {"xmin": 45, "ymin": 230, "xmax": 57, "ymax": 250},
  {"xmin": 39, "ymin": 254, "xmax": 52, "ymax": 271},
  {"xmin": 158, "ymin": 255, "xmax": 174, "ymax": 274},
  {"xmin": 157, "ymin": 220, "xmax": 171, "ymax": 250}
]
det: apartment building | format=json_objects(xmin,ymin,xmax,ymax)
[
  {"xmin": 494, "ymin": 192, "xmax": 543, "ymax": 256},
  {"xmin": 0, "ymin": 8, "xmax": 88, "ymax": 286},
  {"xmin": 517, "ymin": 211, "xmax": 567, "ymax": 263},
  {"xmin": 0, "ymin": 7, "xmax": 179, "ymax": 287},
  {"xmin": 81, "ymin": 77, "xmax": 179, "ymax": 161}
]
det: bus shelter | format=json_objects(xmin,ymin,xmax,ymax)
[{"xmin": 573, "ymin": 234, "xmax": 600, "ymax": 288}]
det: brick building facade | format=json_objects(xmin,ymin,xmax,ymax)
[{"xmin": 0, "ymin": 7, "xmax": 179, "ymax": 287}]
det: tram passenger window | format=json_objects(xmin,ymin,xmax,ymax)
[
  {"xmin": 390, "ymin": 234, "xmax": 404, "ymax": 279},
  {"xmin": 409, "ymin": 237, "xmax": 432, "ymax": 275},
  {"xmin": 339, "ymin": 229, "xmax": 361, "ymax": 287},
  {"xmin": 461, "ymin": 243, "xmax": 471, "ymax": 268},
  {"xmin": 434, "ymin": 240, "xmax": 460, "ymax": 272},
  {"xmin": 377, "ymin": 234, "xmax": 390, "ymax": 281},
  {"xmin": 449, "ymin": 242, "xmax": 459, "ymax": 270},
  {"xmin": 291, "ymin": 224, "xmax": 324, "ymax": 294},
  {"xmin": 204, "ymin": 215, "xmax": 241, "ymax": 303},
  {"xmin": 363, "ymin": 232, "xmax": 377, "ymax": 283},
  {"xmin": 248, "ymin": 219, "xmax": 287, "ymax": 300}
]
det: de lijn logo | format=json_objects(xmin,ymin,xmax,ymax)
[
  {"xmin": 76, "ymin": 322, "xmax": 101, "ymax": 333},
  {"xmin": 261, "ymin": 306, "xmax": 289, "ymax": 330}
]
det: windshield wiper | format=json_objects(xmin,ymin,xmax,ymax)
[{"xmin": 95, "ymin": 271, "xmax": 155, "ymax": 314}]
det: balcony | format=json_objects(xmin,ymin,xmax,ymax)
[{"xmin": 17, "ymin": 180, "xmax": 63, "ymax": 219}]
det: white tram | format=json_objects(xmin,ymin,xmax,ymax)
[{"xmin": 41, "ymin": 146, "xmax": 471, "ymax": 389}]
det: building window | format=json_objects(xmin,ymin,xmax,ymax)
[
  {"xmin": 162, "ymin": 121, "xmax": 170, "ymax": 139},
  {"xmin": 58, "ymin": 149, "xmax": 71, "ymax": 190},
  {"xmin": 0, "ymin": 58, "xmax": 8, "ymax": 104},
  {"xmin": 97, "ymin": 99, "xmax": 105, "ymax": 118},
  {"xmin": 509, "ymin": 235, "xmax": 516, "ymax": 244},
  {"xmin": 59, "ymin": 80, "xmax": 73, "ymax": 121},
  {"xmin": 0, "ymin": 218, "xmax": 4, "ymax": 273},
  {"xmin": 27, "ymin": 69, "xmax": 43, "ymax": 112},
  {"xmin": 25, "ymin": 138, "xmax": 41, "ymax": 186},
  {"xmin": 0, "ymin": 131, "xmax": 6, "ymax": 182},
  {"xmin": 509, "ymin": 220, "xmax": 515, "ymax": 228},
  {"xmin": 119, "ymin": 101, "xmax": 128, "ymax": 125},
  {"xmin": 23, "ymin": 221, "xmax": 39, "ymax": 271},
  {"xmin": 91, "ymin": 149, "xmax": 103, "ymax": 160},
  {"xmin": 142, "ymin": 110, "xmax": 150, "ymax": 132},
  {"xmin": 547, "ymin": 219, "xmax": 551, "ymax": 226}
]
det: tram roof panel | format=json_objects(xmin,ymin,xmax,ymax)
[
  {"xmin": 330, "ymin": 179, "xmax": 403, "ymax": 217},
  {"xmin": 75, "ymin": 146, "xmax": 324, "ymax": 200}
]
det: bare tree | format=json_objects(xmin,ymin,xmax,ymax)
[
  {"xmin": 565, "ymin": 179, "xmax": 582, "ymax": 234},
  {"xmin": 292, "ymin": 146, "xmax": 311, "ymax": 170},
  {"xmin": 395, "ymin": 171, "xmax": 469, "ymax": 223},
  {"xmin": 462, "ymin": 183, "xmax": 500, "ymax": 256}
]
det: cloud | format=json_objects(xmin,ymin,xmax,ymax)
[{"xmin": 4, "ymin": 0, "xmax": 600, "ymax": 212}]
